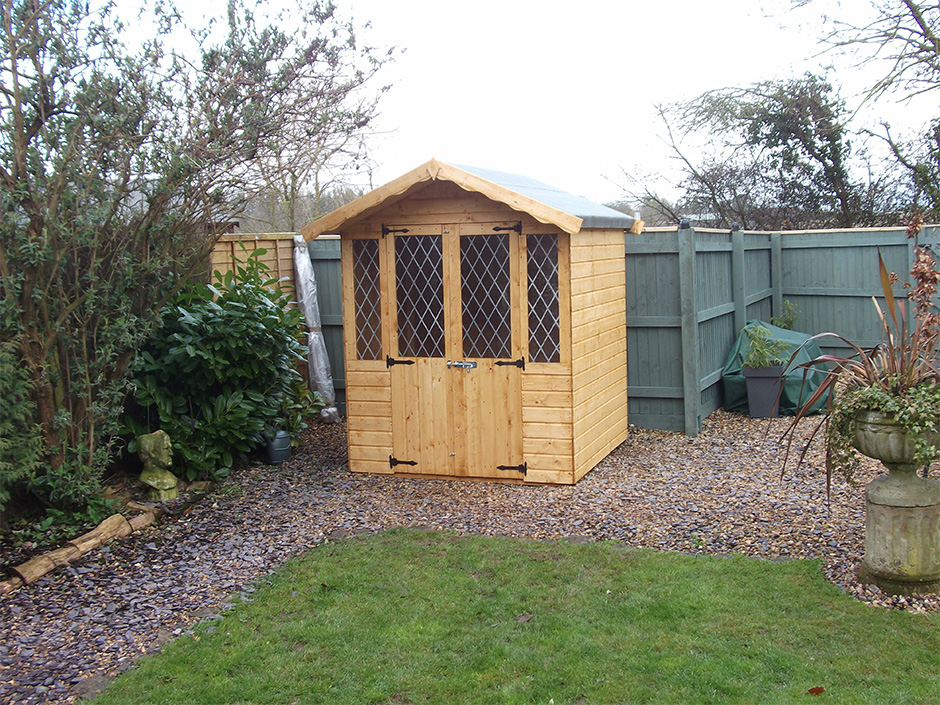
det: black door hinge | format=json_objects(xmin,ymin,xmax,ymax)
[
  {"xmin": 492, "ymin": 223, "xmax": 522, "ymax": 233},
  {"xmin": 386, "ymin": 356, "xmax": 415, "ymax": 368},
  {"xmin": 495, "ymin": 358, "xmax": 525, "ymax": 370},
  {"xmin": 497, "ymin": 462, "xmax": 527, "ymax": 475},
  {"xmin": 389, "ymin": 456, "xmax": 418, "ymax": 469},
  {"xmin": 382, "ymin": 225, "xmax": 410, "ymax": 237}
]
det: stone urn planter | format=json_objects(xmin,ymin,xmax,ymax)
[{"xmin": 853, "ymin": 411, "xmax": 940, "ymax": 595}]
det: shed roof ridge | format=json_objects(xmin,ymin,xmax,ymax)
[{"xmin": 301, "ymin": 159, "xmax": 633, "ymax": 240}]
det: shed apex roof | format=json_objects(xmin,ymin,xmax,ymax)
[
  {"xmin": 300, "ymin": 159, "xmax": 635, "ymax": 240},
  {"xmin": 455, "ymin": 164, "xmax": 636, "ymax": 231}
]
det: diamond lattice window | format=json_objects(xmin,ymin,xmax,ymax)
[
  {"xmin": 527, "ymin": 233, "xmax": 560, "ymax": 363},
  {"xmin": 353, "ymin": 239, "xmax": 382, "ymax": 360},
  {"xmin": 395, "ymin": 235, "xmax": 445, "ymax": 358},
  {"xmin": 460, "ymin": 233, "xmax": 511, "ymax": 359}
]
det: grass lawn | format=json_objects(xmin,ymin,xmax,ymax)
[{"xmin": 92, "ymin": 529, "xmax": 939, "ymax": 705}]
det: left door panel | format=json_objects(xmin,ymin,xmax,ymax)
[{"xmin": 389, "ymin": 226, "xmax": 454, "ymax": 474}]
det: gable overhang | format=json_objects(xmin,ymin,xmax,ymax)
[{"xmin": 301, "ymin": 159, "xmax": 585, "ymax": 241}]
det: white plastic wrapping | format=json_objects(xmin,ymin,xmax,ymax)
[{"xmin": 293, "ymin": 235, "xmax": 341, "ymax": 423}]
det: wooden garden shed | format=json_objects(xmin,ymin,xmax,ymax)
[{"xmin": 301, "ymin": 159, "xmax": 640, "ymax": 484}]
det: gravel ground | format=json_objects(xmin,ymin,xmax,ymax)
[{"xmin": 1, "ymin": 410, "xmax": 938, "ymax": 704}]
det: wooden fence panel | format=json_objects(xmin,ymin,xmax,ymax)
[
  {"xmin": 624, "ymin": 231, "xmax": 686, "ymax": 430},
  {"xmin": 693, "ymin": 232, "xmax": 736, "ymax": 434},
  {"xmin": 780, "ymin": 229, "xmax": 914, "ymax": 353},
  {"xmin": 210, "ymin": 233, "xmax": 347, "ymax": 413},
  {"xmin": 624, "ymin": 225, "xmax": 940, "ymax": 434},
  {"xmin": 212, "ymin": 234, "xmax": 296, "ymax": 299},
  {"xmin": 214, "ymin": 225, "xmax": 940, "ymax": 434},
  {"xmin": 307, "ymin": 237, "xmax": 345, "ymax": 412}
]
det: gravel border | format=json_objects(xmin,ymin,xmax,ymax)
[{"xmin": 1, "ymin": 411, "xmax": 938, "ymax": 704}]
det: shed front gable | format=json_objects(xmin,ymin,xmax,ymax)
[
  {"xmin": 341, "ymin": 181, "xmax": 572, "ymax": 371},
  {"xmin": 301, "ymin": 159, "xmax": 587, "ymax": 240}
]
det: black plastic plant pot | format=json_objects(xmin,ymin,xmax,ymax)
[
  {"xmin": 742, "ymin": 364, "xmax": 784, "ymax": 418},
  {"xmin": 266, "ymin": 430, "xmax": 291, "ymax": 464}
]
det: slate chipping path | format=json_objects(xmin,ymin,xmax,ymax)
[{"xmin": 2, "ymin": 411, "xmax": 938, "ymax": 704}]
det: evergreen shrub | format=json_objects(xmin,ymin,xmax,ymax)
[
  {"xmin": 129, "ymin": 248, "xmax": 320, "ymax": 481},
  {"xmin": 0, "ymin": 341, "xmax": 45, "ymax": 517}
]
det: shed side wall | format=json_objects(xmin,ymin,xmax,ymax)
[{"xmin": 570, "ymin": 227, "xmax": 628, "ymax": 480}]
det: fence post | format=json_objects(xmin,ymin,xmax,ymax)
[
  {"xmin": 771, "ymin": 232, "xmax": 783, "ymax": 318},
  {"xmin": 732, "ymin": 226, "xmax": 746, "ymax": 333},
  {"xmin": 678, "ymin": 226, "xmax": 701, "ymax": 436}
]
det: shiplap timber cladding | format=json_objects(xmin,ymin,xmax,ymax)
[
  {"xmin": 570, "ymin": 228, "xmax": 628, "ymax": 480},
  {"xmin": 302, "ymin": 159, "xmax": 638, "ymax": 485}
]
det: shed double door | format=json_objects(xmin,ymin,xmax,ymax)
[{"xmin": 389, "ymin": 223, "xmax": 525, "ymax": 479}]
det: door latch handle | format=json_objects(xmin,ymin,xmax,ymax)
[{"xmin": 447, "ymin": 360, "xmax": 477, "ymax": 371}]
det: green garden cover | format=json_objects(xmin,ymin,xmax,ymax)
[{"xmin": 722, "ymin": 320, "xmax": 827, "ymax": 415}]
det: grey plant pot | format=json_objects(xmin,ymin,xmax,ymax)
[
  {"xmin": 265, "ymin": 430, "xmax": 291, "ymax": 464},
  {"xmin": 742, "ymin": 364, "xmax": 784, "ymax": 418}
]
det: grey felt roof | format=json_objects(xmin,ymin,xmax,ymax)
[{"xmin": 456, "ymin": 164, "xmax": 635, "ymax": 231}]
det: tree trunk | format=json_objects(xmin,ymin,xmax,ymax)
[{"xmin": 23, "ymin": 340, "xmax": 65, "ymax": 474}]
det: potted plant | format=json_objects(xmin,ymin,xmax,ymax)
[
  {"xmin": 770, "ymin": 299, "xmax": 801, "ymax": 330},
  {"xmin": 781, "ymin": 216, "xmax": 940, "ymax": 596},
  {"xmin": 742, "ymin": 323, "xmax": 791, "ymax": 418}
]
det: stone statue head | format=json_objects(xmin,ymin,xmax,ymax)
[{"xmin": 137, "ymin": 429, "xmax": 173, "ymax": 471}]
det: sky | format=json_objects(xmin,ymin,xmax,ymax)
[
  {"xmin": 150, "ymin": 0, "xmax": 934, "ymax": 211},
  {"xmin": 333, "ymin": 0, "xmax": 925, "ymax": 208}
]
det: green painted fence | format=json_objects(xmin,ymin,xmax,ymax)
[
  {"xmin": 306, "ymin": 236, "xmax": 346, "ymax": 412},
  {"xmin": 627, "ymin": 225, "xmax": 940, "ymax": 435},
  {"xmin": 307, "ymin": 225, "xmax": 940, "ymax": 434}
]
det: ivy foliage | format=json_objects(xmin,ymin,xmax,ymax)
[
  {"xmin": 825, "ymin": 382, "xmax": 940, "ymax": 487},
  {"xmin": 129, "ymin": 248, "xmax": 321, "ymax": 481}
]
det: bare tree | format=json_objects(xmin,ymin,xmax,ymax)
[
  {"xmin": 799, "ymin": 0, "xmax": 940, "ymax": 102},
  {"xmin": 239, "ymin": 181, "xmax": 368, "ymax": 233},
  {"xmin": 235, "ymin": 9, "xmax": 392, "ymax": 233},
  {"xmin": 794, "ymin": 1, "xmax": 940, "ymax": 215},
  {"xmin": 608, "ymin": 156, "xmax": 682, "ymax": 227},
  {"xmin": 617, "ymin": 75, "xmax": 905, "ymax": 229}
]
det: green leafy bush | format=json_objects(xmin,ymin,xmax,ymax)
[
  {"xmin": 742, "ymin": 324, "xmax": 790, "ymax": 368},
  {"xmin": 2, "ymin": 342, "xmax": 119, "ymax": 527},
  {"xmin": 0, "ymin": 341, "xmax": 45, "ymax": 517},
  {"xmin": 770, "ymin": 300, "xmax": 801, "ymax": 330},
  {"xmin": 129, "ymin": 248, "xmax": 320, "ymax": 481},
  {"xmin": 5, "ymin": 498, "xmax": 120, "ymax": 551}
]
